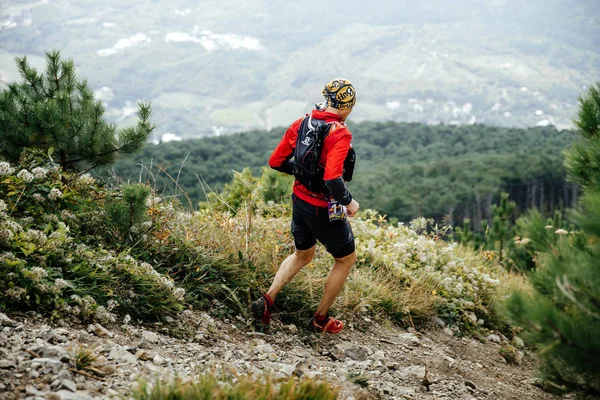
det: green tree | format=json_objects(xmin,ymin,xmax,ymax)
[
  {"xmin": 0, "ymin": 50, "xmax": 154, "ymax": 172},
  {"xmin": 488, "ymin": 192, "xmax": 516, "ymax": 263},
  {"xmin": 505, "ymin": 84, "xmax": 600, "ymax": 394}
]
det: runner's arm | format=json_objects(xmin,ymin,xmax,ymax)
[
  {"xmin": 268, "ymin": 118, "xmax": 302, "ymax": 175},
  {"xmin": 324, "ymin": 133, "xmax": 353, "ymax": 205}
]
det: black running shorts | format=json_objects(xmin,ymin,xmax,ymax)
[{"xmin": 291, "ymin": 194, "xmax": 355, "ymax": 258}]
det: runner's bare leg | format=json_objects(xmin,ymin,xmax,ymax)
[
  {"xmin": 316, "ymin": 251, "xmax": 357, "ymax": 315},
  {"xmin": 267, "ymin": 246, "xmax": 316, "ymax": 300}
]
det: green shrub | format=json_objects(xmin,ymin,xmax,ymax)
[
  {"xmin": 504, "ymin": 84, "xmax": 600, "ymax": 394},
  {"xmin": 0, "ymin": 153, "xmax": 185, "ymax": 321}
]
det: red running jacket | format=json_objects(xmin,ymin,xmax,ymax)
[{"xmin": 268, "ymin": 109, "xmax": 352, "ymax": 207}]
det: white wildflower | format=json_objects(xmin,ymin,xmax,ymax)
[
  {"xmin": 77, "ymin": 173, "xmax": 95, "ymax": 185},
  {"xmin": 25, "ymin": 267, "xmax": 48, "ymax": 282},
  {"xmin": 6, "ymin": 221, "xmax": 22, "ymax": 233},
  {"xmin": 48, "ymin": 188, "xmax": 63, "ymax": 200},
  {"xmin": 107, "ymin": 299, "xmax": 119, "ymax": 311},
  {"xmin": 555, "ymin": 229, "xmax": 568, "ymax": 235},
  {"xmin": 31, "ymin": 167, "xmax": 48, "ymax": 180},
  {"xmin": 24, "ymin": 229, "xmax": 47, "ymax": 245},
  {"xmin": 53, "ymin": 278, "xmax": 71, "ymax": 291},
  {"xmin": 123, "ymin": 314, "xmax": 132, "ymax": 325},
  {"xmin": 173, "ymin": 287, "xmax": 186, "ymax": 300},
  {"xmin": 0, "ymin": 229, "xmax": 14, "ymax": 245},
  {"xmin": 33, "ymin": 193, "xmax": 45, "ymax": 202},
  {"xmin": 5, "ymin": 286, "xmax": 26, "ymax": 299},
  {"xmin": 545, "ymin": 225, "xmax": 554, "ymax": 230},
  {"xmin": 454, "ymin": 283, "xmax": 464, "ymax": 295},
  {"xmin": 0, "ymin": 199, "xmax": 6, "ymax": 212},
  {"xmin": 95, "ymin": 306, "xmax": 116, "ymax": 323},
  {"xmin": 17, "ymin": 169, "xmax": 34, "ymax": 182},
  {"xmin": 145, "ymin": 196, "xmax": 162, "ymax": 207},
  {"xmin": 0, "ymin": 162, "xmax": 15, "ymax": 176},
  {"xmin": 520, "ymin": 238, "xmax": 531, "ymax": 245}
]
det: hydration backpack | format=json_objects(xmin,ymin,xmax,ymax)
[{"xmin": 293, "ymin": 115, "xmax": 332, "ymax": 193}]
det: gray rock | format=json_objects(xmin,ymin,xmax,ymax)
[
  {"xmin": 141, "ymin": 330, "xmax": 159, "ymax": 344},
  {"xmin": 443, "ymin": 327, "xmax": 454, "ymax": 336},
  {"xmin": 397, "ymin": 333, "xmax": 420, "ymax": 347},
  {"xmin": 0, "ymin": 313, "xmax": 16, "ymax": 327},
  {"xmin": 89, "ymin": 323, "xmax": 113, "ymax": 338},
  {"xmin": 431, "ymin": 316, "xmax": 446, "ymax": 328},
  {"xmin": 135, "ymin": 349, "xmax": 153, "ymax": 361},
  {"xmin": 48, "ymin": 390, "xmax": 94, "ymax": 400},
  {"xmin": 329, "ymin": 345, "xmax": 347, "ymax": 361},
  {"xmin": 0, "ymin": 359, "xmax": 14, "ymax": 369},
  {"xmin": 277, "ymin": 363, "xmax": 296, "ymax": 376},
  {"xmin": 108, "ymin": 346, "xmax": 138, "ymax": 364},
  {"xmin": 61, "ymin": 379, "xmax": 77, "ymax": 393},
  {"xmin": 152, "ymin": 354, "xmax": 167, "ymax": 366},
  {"xmin": 57, "ymin": 369, "xmax": 74, "ymax": 381},
  {"xmin": 344, "ymin": 345, "xmax": 370, "ymax": 361},
  {"xmin": 396, "ymin": 365, "xmax": 426, "ymax": 380},
  {"xmin": 29, "ymin": 358, "xmax": 67, "ymax": 375},
  {"xmin": 252, "ymin": 343, "xmax": 275, "ymax": 355},
  {"xmin": 371, "ymin": 350, "xmax": 385, "ymax": 361},
  {"xmin": 512, "ymin": 336, "xmax": 525, "ymax": 348},
  {"xmin": 25, "ymin": 385, "xmax": 44, "ymax": 396},
  {"xmin": 284, "ymin": 324, "xmax": 298, "ymax": 335},
  {"xmin": 487, "ymin": 334, "xmax": 502, "ymax": 344},
  {"xmin": 36, "ymin": 345, "xmax": 70, "ymax": 363}
]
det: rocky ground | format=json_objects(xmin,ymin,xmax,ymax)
[{"xmin": 0, "ymin": 311, "xmax": 559, "ymax": 400}]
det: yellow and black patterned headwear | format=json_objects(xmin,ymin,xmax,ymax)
[{"xmin": 322, "ymin": 78, "xmax": 356, "ymax": 110}]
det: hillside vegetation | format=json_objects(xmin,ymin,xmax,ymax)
[
  {"xmin": 1, "ymin": 151, "xmax": 518, "ymax": 332},
  {"xmin": 114, "ymin": 121, "xmax": 576, "ymax": 224}
]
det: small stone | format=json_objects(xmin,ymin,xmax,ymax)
[
  {"xmin": 90, "ymin": 323, "xmax": 113, "ymax": 338},
  {"xmin": 371, "ymin": 350, "xmax": 385, "ymax": 361},
  {"xmin": 141, "ymin": 330, "xmax": 159, "ymax": 344},
  {"xmin": 61, "ymin": 379, "xmax": 77, "ymax": 392},
  {"xmin": 36, "ymin": 345, "xmax": 70, "ymax": 363},
  {"xmin": 108, "ymin": 346, "xmax": 138, "ymax": 364},
  {"xmin": 152, "ymin": 354, "xmax": 166, "ymax": 366},
  {"xmin": 284, "ymin": 324, "xmax": 298, "ymax": 335},
  {"xmin": 26, "ymin": 384, "xmax": 43, "ymax": 396},
  {"xmin": 385, "ymin": 361, "xmax": 398, "ymax": 370},
  {"xmin": 329, "ymin": 345, "xmax": 347, "ymax": 361},
  {"xmin": 397, "ymin": 333, "xmax": 420, "ymax": 347},
  {"xmin": 430, "ymin": 316, "xmax": 446, "ymax": 328},
  {"xmin": 51, "ymin": 379, "xmax": 62, "ymax": 390},
  {"xmin": 0, "ymin": 359, "xmax": 14, "ymax": 369},
  {"xmin": 443, "ymin": 327, "xmax": 454, "ymax": 336},
  {"xmin": 512, "ymin": 336, "xmax": 525, "ymax": 348},
  {"xmin": 49, "ymin": 390, "xmax": 94, "ymax": 400},
  {"xmin": 345, "ymin": 345, "xmax": 370, "ymax": 361},
  {"xmin": 135, "ymin": 349, "xmax": 153, "ymax": 361},
  {"xmin": 30, "ymin": 358, "xmax": 66, "ymax": 375},
  {"xmin": 396, "ymin": 365, "xmax": 426, "ymax": 380},
  {"xmin": 57, "ymin": 369, "xmax": 74, "ymax": 381},
  {"xmin": 487, "ymin": 334, "xmax": 501, "ymax": 344},
  {"xmin": 0, "ymin": 313, "xmax": 16, "ymax": 327}
]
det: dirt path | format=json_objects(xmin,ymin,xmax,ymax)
[{"xmin": 0, "ymin": 312, "xmax": 555, "ymax": 399}]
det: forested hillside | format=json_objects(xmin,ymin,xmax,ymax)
[{"xmin": 113, "ymin": 122, "xmax": 576, "ymax": 225}]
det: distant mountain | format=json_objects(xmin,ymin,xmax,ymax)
[{"xmin": 1, "ymin": 0, "xmax": 598, "ymax": 139}]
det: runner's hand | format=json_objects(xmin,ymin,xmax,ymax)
[{"xmin": 346, "ymin": 199, "xmax": 359, "ymax": 217}]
